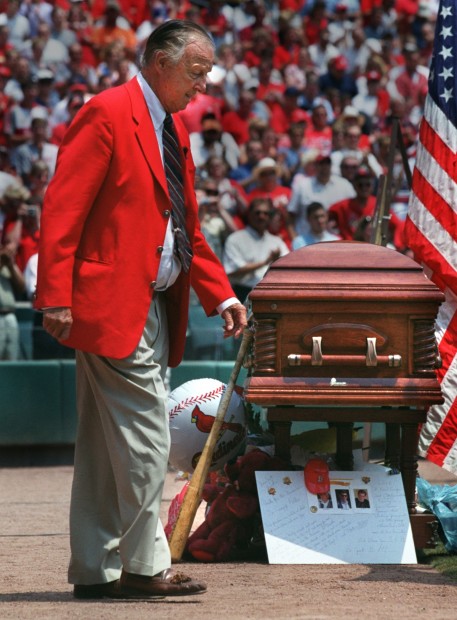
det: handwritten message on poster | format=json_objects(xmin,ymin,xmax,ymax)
[{"xmin": 256, "ymin": 469, "xmax": 417, "ymax": 564}]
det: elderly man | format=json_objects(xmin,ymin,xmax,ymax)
[{"xmin": 35, "ymin": 20, "xmax": 247, "ymax": 600}]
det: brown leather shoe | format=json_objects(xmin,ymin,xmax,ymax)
[
  {"xmin": 119, "ymin": 568, "xmax": 207, "ymax": 598},
  {"xmin": 73, "ymin": 580, "xmax": 120, "ymax": 599}
]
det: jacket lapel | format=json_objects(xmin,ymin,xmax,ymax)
[{"xmin": 126, "ymin": 78, "xmax": 169, "ymax": 197}]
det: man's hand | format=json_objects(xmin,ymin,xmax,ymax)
[
  {"xmin": 43, "ymin": 307, "xmax": 73, "ymax": 341},
  {"xmin": 221, "ymin": 302, "xmax": 248, "ymax": 339}
]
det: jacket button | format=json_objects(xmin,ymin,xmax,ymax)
[
  {"xmin": 164, "ymin": 210, "xmax": 170, "ymax": 218},
  {"xmin": 150, "ymin": 281, "xmax": 157, "ymax": 289},
  {"xmin": 157, "ymin": 245, "xmax": 164, "ymax": 253}
]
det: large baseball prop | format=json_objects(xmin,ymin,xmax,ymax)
[{"xmin": 168, "ymin": 378, "xmax": 247, "ymax": 473}]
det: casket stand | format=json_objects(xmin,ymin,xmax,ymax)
[{"xmin": 243, "ymin": 242, "xmax": 444, "ymax": 548}]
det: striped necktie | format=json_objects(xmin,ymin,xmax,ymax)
[{"xmin": 162, "ymin": 113, "xmax": 193, "ymax": 273}]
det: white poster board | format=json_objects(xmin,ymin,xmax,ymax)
[{"xmin": 256, "ymin": 467, "xmax": 417, "ymax": 564}]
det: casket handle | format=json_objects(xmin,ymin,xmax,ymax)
[
  {"xmin": 288, "ymin": 336, "xmax": 402, "ymax": 368},
  {"xmin": 366, "ymin": 337, "xmax": 377, "ymax": 367},
  {"xmin": 311, "ymin": 336, "xmax": 323, "ymax": 366}
]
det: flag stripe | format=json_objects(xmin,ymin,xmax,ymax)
[{"xmin": 405, "ymin": 0, "xmax": 457, "ymax": 474}]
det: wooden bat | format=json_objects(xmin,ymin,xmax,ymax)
[{"xmin": 168, "ymin": 327, "xmax": 253, "ymax": 562}]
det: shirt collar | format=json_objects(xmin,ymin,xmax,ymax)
[{"xmin": 137, "ymin": 71, "xmax": 166, "ymax": 130}]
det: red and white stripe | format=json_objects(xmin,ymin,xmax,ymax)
[{"xmin": 405, "ymin": 93, "xmax": 457, "ymax": 473}]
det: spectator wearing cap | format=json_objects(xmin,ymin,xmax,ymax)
[
  {"xmin": 292, "ymin": 201, "xmax": 340, "ymax": 249},
  {"xmin": 319, "ymin": 54, "xmax": 358, "ymax": 101},
  {"xmin": 247, "ymin": 156, "xmax": 293, "ymax": 248},
  {"xmin": 287, "ymin": 152, "xmax": 356, "ymax": 240},
  {"xmin": 14, "ymin": 105, "xmax": 58, "ymax": 184},
  {"xmin": 35, "ymin": 68, "xmax": 59, "ymax": 112},
  {"xmin": 328, "ymin": 165, "xmax": 405, "ymax": 251},
  {"xmin": 351, "ymin": 69, "xmax": 390, "ymax": 131},
  {"xmin": 190, "ymin": 112, "xmax": 240, "ymax": 172}
]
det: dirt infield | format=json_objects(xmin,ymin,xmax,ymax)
[{"xmin": 1, "ymin": 460, "xmax": 457, "ymax": 620}]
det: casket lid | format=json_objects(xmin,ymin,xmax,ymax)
[
  {"xmin": 249, "ymin": 241, "xmax": 444, "ymax": 302},
  {"xmin": 269, "ymin": 240, "xmax": 420, "ymax": 272}
]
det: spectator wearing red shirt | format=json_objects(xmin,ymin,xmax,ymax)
[
  {"xmin": 256, "ymin": 57, "xmax": 285, "ymax": 109},
  {"xmin": 247, "ymin": 157, "xmax": 293, "ymax": 248},
  {"xmin": 238, "ymin": 0, "xmax": 278, "ymax": 47},
  {"xmin": 0, "ymin": 65, "xmax": 12, "ymax": 147},
  {"xmin": 222, "ymin": 88, "xmax": 257, "ymax": 146},
  {"xmin": 273, "ymin": 24, "xmax": 303, "ymax": 72},
  {"xmin": 303, "ymin": 1, "xmax": 328, "ymax": 45},
  {"xmin": 200, "ymin": 0, "xmax": 230, "ymax": 49},
  {"xmin": 387, "ymin": 40, "xmax": 428, "ymax": 116},
  {"xmin": 304, "ymin": 100, "xmax": 333, "ymax": 155},
  {"xmin": 328, "ymin": 166, "xmax": 405, "ymax": 250},
  {"xmin": 242, "ymin": 27, "xmax": 275, "ymax": 69}
]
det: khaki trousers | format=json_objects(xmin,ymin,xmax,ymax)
[{"xmin": 68, "ymin": 294, "xmax": 171, "ymax": 585}]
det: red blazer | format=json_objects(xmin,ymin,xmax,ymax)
[{"xmin": 35, "ymin": 78, "xmax": 235, "ymax": 366}]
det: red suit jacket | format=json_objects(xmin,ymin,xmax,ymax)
[{"xmin": 35, "ymin": 78, "xmax": 235, "ymax": 366}]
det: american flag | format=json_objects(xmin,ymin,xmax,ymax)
[{"xmin": 405, "ymin": 0, "xmax": 457, "ymax": 474}]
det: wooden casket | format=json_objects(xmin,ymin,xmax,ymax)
[{"xmin": 243, "ymin": 241, "xmax": 444, "ymax": 546}]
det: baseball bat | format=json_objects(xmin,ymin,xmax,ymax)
[{"xmin": 168, "ymin": 327, "xmax": 253, "ymax": 562}]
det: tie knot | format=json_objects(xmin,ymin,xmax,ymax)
[{"xmin": 164, "ymin": 113, "xmax": 173, "ymax": 130}]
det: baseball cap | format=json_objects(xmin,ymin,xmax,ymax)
[
  {"xmin": 304, "ymin": 458, "xmax": 330, "ymax": 494},
  {"xmin": 330, "ymin": 55, "xmax": 348, "ymax": 71},
  {"xmin": 30, "ymin": 106, "xmax": 48, "ymax": 122},
  {"xmin": 366, "ymin": 70, "xmax": 381, "ymax": 82},
  {"xmin": 37, "ymin": 68, "xmax": 54, "ymax": 82}
]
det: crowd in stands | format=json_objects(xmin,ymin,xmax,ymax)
[{"xmin": 0, "ymin": 0, "xmax": 440, "ymax": 358}]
